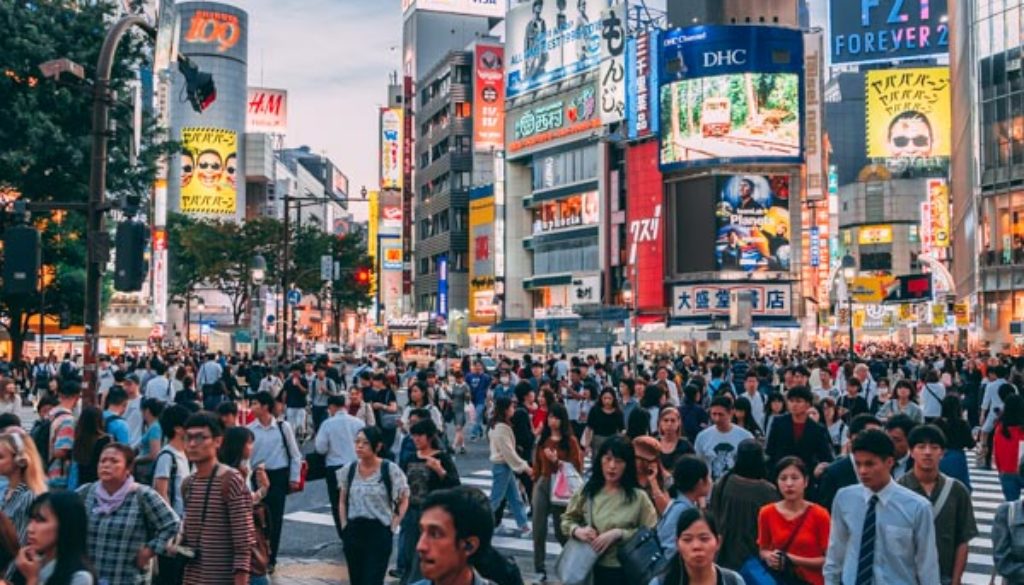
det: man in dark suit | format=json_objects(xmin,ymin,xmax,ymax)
[
  {"xmin": 816, "ymin": 413, "xmax": 883, "ymax": 511},
  {"xmin": 765, "ymin": 386, "xmax": 835, "ymax": 487}
]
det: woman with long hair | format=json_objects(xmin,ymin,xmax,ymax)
[
  {"xmin": 764, "ymin": 392, "xmax": 787, "ymax": 439},
  {"xmin": 710, "ymin": 439, "xmax": 779, "ymax": 570},
  {"xmin": 583, "ymin": 388, "xmax": 624, "ymax": 457},
  {"xmin": 532, "ymin": 389, "xmax": 556, "ymax": 436},
  {"xmin": 657, "ymin": 406, "xmax": 694, "ymax": 474},
  {"xmin": 488, "ymin": 396, "xmax": 532, "ymax": 538},
  {"xmin": 15, "ymin": 491, "xmax": 96, "ymax": 585},
  {"xmin": 936, "ymin": 395, "xmax": 976, "ymax": 491},
  {"xmin": 652, "ymin": 508, "xmax": 745, "ymax": 585},
  {"xmin": 531, "ymin": 403, "xmax": 583, "ymax": 582},
  {"xmin": 993, "ymin": 394, "xmax": 1024, "ymax": 500},
  {"xmin": 732, "ymin": 396, "xmax": 764, "ymax": 441},
  {"xmin": 560, "ymin": 436, "xmax": 658, "ymax": 585},
  {"xmin": 641, "ymin": 385, "xmax": 666, "ymax": 435},
  {"xmin": 0, "ymin": 431, "xmax": 46, "ymax": 545},
  {"xmin": 756, "ymin": 457, "xmax": 830, "ymax": 585},
  {"xmin": 69, "ymin": 407, "xmax": 111, "ymax": 489},
  {"xmin": 818, "ymin": 398, "xmax": 847, "ymax": 456},
  {"xmin": 400, "ymin": 382, "xmax": 443, "ymax": 432},
  {"xmin": 878, "ymin": 380, "xmax": 924, "ymax": 423}
]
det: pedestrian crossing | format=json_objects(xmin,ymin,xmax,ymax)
[{"xmin": 283, "ymin": 462, "xmax": 1011, "ymax": 582}]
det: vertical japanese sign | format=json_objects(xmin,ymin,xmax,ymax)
[
  {"xmin": 469, "ymin": 186, "xmax": 497, "ymax": 324},
  {"xmin": 625, "ymin": 141, "xmax": 665, "ymax": 313},
  {"xmin": 380, "ymin": 108, "xmax": 403, "ymax": 190},
  {"xmin": 473, "ymin": 44, "xmax": 505, "ymax": 151},
  {"xmin": 438, "ymin": 255, "xmax": 449, "ymax": 319},
  {"xmin": 920, "ymin": 201, "xmax": 933, "ymax": 259},
  {"xmin": 599, "ymin": 3, "xmax": 626, "ymax": 125},
  {"xmin": 928, "ymin": 178, "xmax": 950, "ymax": 248},
  {"xmin": 804, "ymin": 30, "xmax": 825, "ymax": 201}
]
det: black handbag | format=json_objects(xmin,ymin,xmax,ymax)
[{"xmin": 617, "ymin": 526, "xmax": 671, "ymax": 585}]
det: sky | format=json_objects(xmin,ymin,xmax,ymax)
[{"xmin": 234, "ymin": 0, "xmax": 403, "ymax": 196}]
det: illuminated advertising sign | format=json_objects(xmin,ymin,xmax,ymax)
[
  {"xmin": 885, "ymin": 274, "xmax": 933, "ymax": 303},
  {"xmin": 626, "ymin": 141, "xmax": 666, "ymax": 314},
  {"xmin": 715, "ymin": 175, "xmax": 791, "ymax": 272},
  {"xmin": 599, "ymin": 3, "xmax": 627, "ymax": 125},
  {"xmin": 851, "ymin": 274, "xmax": 897, "ymax": 304},
  {"xmin": 829, "ymin": 0, "xmax": 949, "ymax": 65},
  {"xmin": 859, "ymin": 224, "xmax": 894, "ymax": 245},
  {"xmin": 504, "ymin": 0, "xmax": 610, "ymax": 98},
  {"xmin": 402, "ymin": 0, "xmax": 507, "ymax": 18},
  {"xmin": 179, "ymin": 127, "xmax": 238, "ymax": 215},
  {"xmin": 380, "ymin": 108, "xmax": 403, "ymax": 190},
  {"xmin": 473, "ymin": 44, "xmax": 505, "ymax": 151},
  {"xmin": 182, "ymin": 6, "xmax": 246, "ymax": 62},
  {"xmin": 920, "ymin": 201, "xmax": 933, "ymax": 257},
  {"xmin": 928, "ymin": 178, "xmax": 950, "ymax": 247},
  {"xmin": 626, "ymin": 29, "xmax": 659, "ymax": 140},
  {"xmin": 382, "ymin": 205, "xmax": 403, "ymax": 230},
  {"xmin": 382, "ymin": 245, "xmax": 403, "ymax": 271},
  {"xmin": 509, "ymin": 84, "xmax": 600, "ymax": 153},
  {"xmin": 469, "ymin": 186, "xmax": 497, "ymax": 324},
  {"xmin": 332, "ymin": 167, "xmax": 348, "ymax": 198},
  {"xmin": 246, "ymin": 87, "xmax": 287, "ymax": 133},
  {"xmin": 438, "ymin": 255, "xmax": 449, "ymax": 319},
  {"xmin": 659, "ymin": 26, "xmax": 804, "ymax": 170},
  {"xmin": 810, "ymin": 226, "xmax": 821, "ymax": 268},
  {"xmin": 672, "ymin": 284, "xmax": 792, "ymax": 318},
  {"xmin": 804, "ymin": 31, "xmax": 825, "ymax": 201},
  {"xmin": 532, "ymin": 192, "xmax": 599, "ymax": 235},
  {"xmin": 866, "ymin": 68, "xmax": 951, "ymax": 160}
]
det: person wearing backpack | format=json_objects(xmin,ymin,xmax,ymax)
[
  {"xmin": 339, "ymin": 425, "xmax": 409, "ymax": 585},
  {"xmin": 30, "ymin": 357, "xmax": 55, "ymax": 399},
  {"xmin": 153, "ymin": 405, "xmax": 192, "ymax": 518},
  {"xmin": 36, "ymin": 380, "xmax": 80, "ymax": 490}
]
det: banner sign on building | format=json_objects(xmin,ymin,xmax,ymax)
[
  {"xmin": 572, "ymin": 275, "xmax": 601, "ymax": 305},
  {"xmin": 532, "ymin": 192, "xmax": 600, "ymax": 235},
  {"xmin": 626, "ymin": 29, "xmax": 659, "ymax": 140},
  {"xmin": 469, "ymin": 186, "xmax": 497, "ymax": 324},
  {"xmin": 382, "ymin": 245, "xmax": 403, "ymax": 271},
  {"xmin": 246, "ymin": 87, "xmax": 287, "ymax": 133},
  {"xmin": 865, "ymin": 67, "xmax": 951, "ymax": 160},
  {"xmin": 380, "ymin": 108, "xmax": 403, "ymax": 190},
  {"xmin": 626, "ymin": 141, "xmax": 665, "ymax": 314},
  {"xmin": 715, "ymin": 175, "xmax": 791, "ymax": 272},
  {"xmin": 438, "ymin": 255, "xmax": 449, "ymax": 319},
  {"xmin": 509, "ymin": 84, "xmax": 600, "ymax": 153},
  {"xmin": 672, "ymin": 283, "xmax": 792, "ymax": 318},
  {"xmin": 804, "ymin": 30, "xmax": 825, "ymax": 201},
  {"xmin": 599, "ymin": 3, "xmax": 627, "ymax": 125},
  {"xmin": 954, "ymin": 301, "xmax": 969, "ymax": 327},
  {"xmin": 180, "ymin": 127, "xmax": 238, "ymax": 215},
  {"xmin": 829, "ymin": 0, "xmax": 949, "ymax": 65},
  {"xmin": 928, "ymin": 178, "xmax": 951, "ymax": 247},
  {"xmin": 382, "ymin": 205, "xmax": 403, "ymax": 230},
  {"xmin": 402, "ymin": 0, "xmax": 507, "ymax": 18},
  {"xmin": 182, "ymin": 6, "xmax": 247, "ymax": 62},
  {"xmin": 859, "ymin": 224, "xmax": 894, "ymax": 245},
  {"xmin": 885, "ymin": 274, "xmax": 933, "ymax": 304},
  {"xmin": 331, "ymin": 167, "xmax": 348, "ymax": 198},
  {"xmin": 920, "ymin": 201, "xmax": 933, "ymax": 258},
  {"xmin": 473, "ymin": 44, "xmax": 505, "ymax": 151},
  {"xmin": 659, "ymin": 25, "xmax": 804, "ymax": 170},
  {"xmin": 810, "ymin": 226, "xmax": 821, "ymax": 267},
  {"xmin": 505, "ymin": 0, "xmax": 610, "ymax": 98}
]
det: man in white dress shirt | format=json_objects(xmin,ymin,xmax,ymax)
[{"xmin": 315, "ymin": 394, "xmax": 365, "ymax": 541}]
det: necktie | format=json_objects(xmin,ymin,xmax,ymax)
[{"xmin": 855, "ymin": 494, "xmax": 879, "ymax": 585}]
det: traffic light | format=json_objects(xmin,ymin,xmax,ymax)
[
  {"xmin": 177, "ymin": 55, "xmax": 217, "ymax": 113},
  {"xmin": 114, "ymin": 219, "xmax": 147, "ymax": 292},
  {"xmin": 2, "ymin": 222, "xmax": 40, "ymax": 296},
  {"xmin": 356, "ymin": 267, "xmax": 371, "ymax": 285},
  {"xmin": 58, "ymin": 306, "xmax": 70, "ymax": 330}
]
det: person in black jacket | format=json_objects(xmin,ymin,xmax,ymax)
[
  {"xmin": 764, "ymin": 386, "xmax": 835, "ymax": 490},
  {"xmin": 816, "ymin": 413, "xmax": 882, "ymax": 511}
]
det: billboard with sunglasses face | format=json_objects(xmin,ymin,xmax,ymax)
[
  {"xmin": 179, "ymin": 127, "xmax": 238, "ymax": 215},
  {"xmin": 865, "ymin": 67, "xmax": 951, "ymax": 160}
]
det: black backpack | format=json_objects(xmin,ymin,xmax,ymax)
[
  {"xmin": 31, "ymin": 419, "xmax": 52, "ymax": 466},
  {"xmin": 344, "ymin": 460, "xmax": 393, "ymax": 510}
]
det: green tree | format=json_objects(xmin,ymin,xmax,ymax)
[{"xmin": 0, "ymin": 1, "xmax": 167, "ymax": 361}]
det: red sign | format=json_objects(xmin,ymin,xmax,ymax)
[
  {"xmin": 184, "ymin": 10, "xmax": 241, "ymax": 52},
  {"xmin": 473, "ymin": 44, "xmax": 505, "ymax": 151},
  {"xmin": 246, "ymin": 87, "xmax": 287, "ymax": 133},
  {"xmin": 626, "ymin": 141, "xmax": 665, "ymax": 319}
]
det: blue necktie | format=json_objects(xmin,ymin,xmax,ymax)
[{"xmin": 855, "ymin": 494, "xmax": 879, "ymax": 585}]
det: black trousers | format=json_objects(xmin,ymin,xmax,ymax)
[
  {"xmin": 312, "ymin": 405, "xmax": 329, "ymax": 433},
  {"xmin": 265, "ymin": 467, "xmax": 290, "ymax": 566},
  {"xmin": 343, "ymin": 518, "xmax": 393, "ymax": 585},
  {"xmin": 325, "ymin": 464, "xmax": 345, "ymax": 541}
]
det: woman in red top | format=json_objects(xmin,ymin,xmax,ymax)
[
  {"xmin": 757, "ymin": 456, "xmax": 830, "ymax": 585},
  {"xmin": 532, "ymin": 388, "xmax": 555, "ymax": 436},
  {"xmin": 993, "ymin": 394, "xmax": 1024, "ymax": 500}
]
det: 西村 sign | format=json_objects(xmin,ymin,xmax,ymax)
[{"xmin": 509, "ymin": 84, "xmax": 600, "ymax": 153}]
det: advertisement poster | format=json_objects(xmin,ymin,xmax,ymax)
[
  {"xmin": 505, "ymin": 0, "xmax": 610, "ymax": 98},
  {"xmin": 866, "ymin": 67, "xmax": 951, "ymax": 159},
  {"xmin": 532, "ymin": 191, "xmax": 599, "ymax": 234},
  {"xmin": 599, "ymin": 3, "xmax": 627, "ymax": 124},
  {"xmin": 928, "ymin": 178, "xmax": 951, "ymax": 247},
  {"xmin": 659, "ymin": 26, "xmax": 803, "ymax": 170},
  {"xmin": 180, "ymin": 127, "xmax": 238, "ymax": 215},
  {"xmin": 382, "ymin": 205, "xmax": 403, "ymax": 230},
  {"xmin": 246, "ymin": 87, "xmax": 287, "ymax": 133},
  {"xmin": 510, "ymin": 83, "xmax": 600, "ymax": 153},
  {"xmin": 181, "ymin": 6, "xmax": 247, "ymax": 63},
  {"xmin": 469, "ymin": 186, "xmax": 497, "ymax": 324},
  {"xmin": 829, "ymin": 0, "xmax": 949, "ymax": 65},
  {"xmin": 382, "ymin": 245, "xmax": 403, "ymax": 271},
  {"xmin": 380, "ymin": 108, "xmax": 403, "ymax": 190},
  {"xmin": 714, "ymin": 175, "xmax": 791, "ymax": 272},
  {"xmin": 473, "ymin": 44, "xmax": 505, "ymax": 151}
]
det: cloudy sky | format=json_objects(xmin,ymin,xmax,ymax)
[{"xmin": 235, "ymin": 0, "xmax": 403, "ymax": 195}]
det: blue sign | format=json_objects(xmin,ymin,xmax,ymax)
[
  {"xmin": 438, "ymin": 255, "xmax": 448, "ymax": 319},
  {"xmin": 626, "ymin": 29, "xmax": 660, "ymax": 141},
  {"xmin": 658, "ymin": 26, "xmax": 804, "ymax": 171},
  {"xmin": 829, "ymin": 0, "xmax": 949, "ymax": 65},
  {"xmin": 810, "ymin": 226, "xmax": 821, "ymax": 268},
  {"xmin": 287, "ymin": 290, "xmax": 301, "ymax": 306}
]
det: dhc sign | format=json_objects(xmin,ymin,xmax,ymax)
[{"xmin": 703, "ymin": 49, "xmax": 747, "ymax": 68}]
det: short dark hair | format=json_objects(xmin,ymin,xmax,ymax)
[
  {"xmin": 409, "ymin": 407, "xmax": 430, "ymax": 421},
  {"xmin": 0, "ymin": 414, "xmax": 21, "ymax": 430},
  {"xmin": 514, "ymin": 381, "xmax": 533, "ymax": 404},
  {"xmin": 421, "ymin": 487, "xmax": 494, "ymax": 558},
  {"xmin": 672, "ymin": 456, "xmax": 709, "ymax": 494},
  {"xmin": 709, "ymin": 396, "xmax": 734, "ymax": 411},
  {"xmin": 786, "ymin": 386, "xmax": 813, "ymax": 403},
  {"xmin": 410, "ymin": 418, "xmax": 438, "ymax": 437},
  {"xmin": 885, "ymin": 413, "xmax": 917, "ymax": 438},
  {"xmin": 184, "ymin": 412, "xmax": 224, "ymax": 438},
  {"xmin": 216, "ymin": 401, "xmax": 239, "ymax": 416},
  {"xmin": 59, "ymin": 380, "xmax": 81, "ymax": 398},
  {"xmin": 105, "ymin": 387, "xmax": 129, "ymax": 408},
  {"xmin": 252, "ymin": 391, "xmax": 275, "ymax": 409},
  {"xmin": 851, "ymin": 429, "xmax": 895, "ymax": 459},
  {"xmin": 328, "ymin": 394, "xmax": 347, "ymax": 408},
  {"xmin": 908, "ymin": 424, "xmax": 947, "ymax": 449},
  {"xmin": 141, "ymin": 398, "xmax": 165, "ymax": 417},
  {"xmin": 774, "ymin": 455, "xmax": 808, "ymax": 478},
  {"xmin": 102, "ymin": 442, "xmax": 136, "ymax": 467},
  {"xmin": 792, "ymin": 366, "xmax": 811, "ymax": 378},
  {"xmin": 849, "ymin": 413, "xmax": 882, "ymax": 437},
  {"xmin": 159, "ymin": 405, "xmax": 191, "ymax": 440}
]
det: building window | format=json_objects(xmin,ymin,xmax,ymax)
[
  {"xmin": 860, "ymin": 251, "xmax": 892, "ymax": 271},
  {"xmin": 909, "ymin": 225, "xmax": 919, "ymax": 243},
  {"xmin": 452, "ymin": 207, "xmax": 469, "ymax": 231},
  {"xmin": 452, "ymin": 251, "xmax": 467, "ymax": 271},
  {"xmin": 864, "ymin": 182, "xmax": 884, "ymax": 223},
  {"xmin": 420, "ymin": 152, "xmax": 430, "ymax": 169},
  {"xmin": 419, "ymin": 257, "xmax": 430, "ymax": 275},
  {"xmin": 455, "ymin": 135, "xmax": 471, "ymax": 152},
  {"xmin": 455, "ymin": 102, "xmax": 471, "ymax": 118}
]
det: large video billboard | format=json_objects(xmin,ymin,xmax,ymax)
[
  {"xmin": 829, "ymin": 0, "xmax": 949, "ymax": 65},
  {"xmin": 865, "ymin": 67, "xmax": 951, "ymax": 160},
  {"xmin": 715, "ymin": 175, "xmax": 791, "ymax": 272},
  {"xmin": 505, "ymin": 0, "xmax": 610, "ymax": 98},
  {"xmin": 659, "ymin": 26, "xmax": 803, "ymax": 171}
]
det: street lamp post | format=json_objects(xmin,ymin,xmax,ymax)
[
  {"xmin": 194, "ymin": 297, "xmax": 206, "ymax": 349},
  {"xmin": 250, "ymin": 255, "xmax": 266, "ymax": 357},
  {"xmin": 842, "ymin": 253, "xmax": 858, "ymax": 359},
  {"xmin": 621, "ymin": 276, "xmax": 636, "ymax": 374}
]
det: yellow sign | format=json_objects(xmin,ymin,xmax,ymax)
[
  {"xmin": 866, "ymin": 68, "xmax": 951, "ymax": 159},
  {"xmin": 853, "ymin": 309, "xmax": 866, "ymax": 329},
  {"xmin": 180, "ymin": 127, "xmax": 237, "ymax": 215},
  {"xmin": 850, "ymin": 275, "xmax": 897, "ymax": 304},
  {"xmin": 898, "ymin": 303, "xmax": 914, "ymax": 322},
  {"xmin": 368, "ymin": 190, "xmax": 379, "ymax": 297},
  {"xmin": 932, "ymin": 303, "xmax": 947, "ymax": 327},
  {"xmin": 882, "ymin": 313, "xmax": 894, "ymax": 327},
  {"xmin": 858, "ymin": 225, "xmax": 893, "ymax": 245},
  {"xmin": 469, "ymin": 191, "xmax": 497, "ymax": 324},
  {"xmin": 954, "ymin": 301, "xmax": 969, "ymax": 327},
  {"xmin": 928, "ymin": 179, "xmax": 951, "ymax": 248}
]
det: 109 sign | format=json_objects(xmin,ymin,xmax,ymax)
[{"xmin": 830, "ymin": 0, "xmax": 948, "ymax": 65}]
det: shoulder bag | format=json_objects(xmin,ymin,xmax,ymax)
[
  {"xmin": 739, "ymin": 507, "xmax": 813, "ymax": 585},
  {"xmin": 617, "ymin": 518, "xmax": 671, "ymax": 585},
  {"xmin": 550, "ymin": 461, "xmax": 584, "ymax": 507},
  {"xmin": 555, "ymin": 497, "xmax": 598, "ymax": 585}
]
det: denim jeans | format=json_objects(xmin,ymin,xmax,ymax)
[
  {"xmin": 250, "ymin": 576, "xmax": 270, "ymax": 585},
  {"xmin": 1001, "ymin": 472, "xmax": 1024, "ymax": 501},
  {"xmin": 471, "ymin": 403, "xmax": 486, "ymax": 439},
  {"xmin": 489, "ymin": 462, "xmax": 529, "ymax": 528}
]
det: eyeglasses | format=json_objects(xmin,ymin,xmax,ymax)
[
  {"xmin": 182, "ymin": 165, "xmax": 193, "ymax": 173},
  {"xmin": 891, "ymin": 135, "xmax": 930, "ymax": 148},
  {"xmin": 185, "ymin": 432, "xmax": 213, "ymax": 444},
  {"xmin": 198, "ymin": 162, "xmax": 222, "ymax": 170}
]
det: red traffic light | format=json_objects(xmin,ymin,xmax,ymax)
[{"xmin": 356, "ymin": 268, "xmax": 371, "ymax": 284}]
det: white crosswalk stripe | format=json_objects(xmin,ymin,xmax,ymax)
[{"xmin": 282, "ymin": 460, "xmax": 1011, "ymax": 581}]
